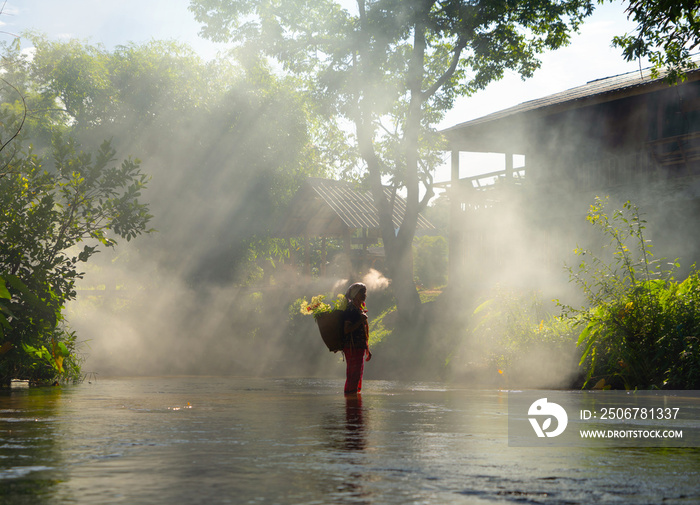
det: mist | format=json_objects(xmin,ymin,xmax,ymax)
[
  {"xmin": 67, "ymin": 248, "xmax": 403, "ymax": 378},
  {"xmin": 30, "ymin": 27, "xmax": 695, "ymax": 390},
  {"xmin": 439, "ymin": 77, "xmax": 700, "ymax": 388},
  {"xmin": 29, "ymin": 40, "xmax": 318, "ymax": 377},
  {"xmin": 65, "ymin": 82, "xmax": 699, "ymax": 385}
]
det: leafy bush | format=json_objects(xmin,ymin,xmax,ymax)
[
  {"xmin": 0, "ymin": 118, "xmax": 152, "ymax": 384},
  {"xmin": 414, "ymin": 235, "xmax": 447, "ymax": 288},
  {"xmin": 559, "ymin": 197, "xmax": 700, "ymax": 389}
]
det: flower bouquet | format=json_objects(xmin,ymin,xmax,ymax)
[{"xmin": 301, "ymin": 294, "xmax": 347, "ymax": 352}]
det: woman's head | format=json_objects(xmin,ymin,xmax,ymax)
[{"xmin": 345, "ymin": 282, "xmax": 366, "ymax": 303}]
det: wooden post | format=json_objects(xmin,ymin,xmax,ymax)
[
  {"xmin": 506, "ymin": 151, "xmax": 514, "ymax": 178},
  {"xmin": 304, "ymin": 234, "xmax": 311, "ymax": 276},
  {"xmin": 321, "ymin": 236, "xmax": 327, "ymax": 277},
  {"xmin": 448, "ymin": 149, "xmax": 460, "ymax": 286}
]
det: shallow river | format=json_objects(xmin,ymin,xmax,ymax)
[{"xmin": 1, "ymin": 377, "xmax": 699, "ymax": 504}]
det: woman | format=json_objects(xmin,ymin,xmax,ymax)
[{"xmin": 342, "ymin": 282, "xmax": 372, "ymax": 395}]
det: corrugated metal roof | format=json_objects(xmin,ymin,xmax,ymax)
[
  {"xmin": 310, "ymin": 178, "xmax": 379, "ymax": 229},
  {"xmin": 278, "ymin": 178, "xmax": 433, "ymax": 237},
  {"xmin": 443, "ymin": 64, "xmax": 700, "ymax": 133}
]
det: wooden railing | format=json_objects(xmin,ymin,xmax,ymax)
[
  {"xmin": 443, "ymin": 132, "xmax": 700, "ymax": 200},
  {"xmin": 647, "ymin": 131, "xmax": 700, "ymax": 167},
  {"xmin": 547, "ymin": 144, "xmax": 700, "ymax": 192}
]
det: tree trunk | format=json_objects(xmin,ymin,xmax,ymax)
[
  {"xmin": 383, "ymin": 15, "xmax": 429, "ymax": 321},
  {"xmin": 355, "ymin": 0, "xmax": 425, "ymax": 321}
]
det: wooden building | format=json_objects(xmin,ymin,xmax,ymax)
[
  {"xmin": 279, "ymin": 178, "xmax": 433, "ymax": 277},
  {"xmin": 441, "ymin": 64, "xmax": 700, "ymax": 289}
]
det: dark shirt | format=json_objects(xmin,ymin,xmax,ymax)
[{"xmin": 342, "ymin": 304, "xmax": 367, "ymax": 349}]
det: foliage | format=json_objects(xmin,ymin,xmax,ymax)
[
  {"xmin": 366, "ymin": 301, "xmax": 398, "ymax": 348},
  {"xmin": 4, "ymin": 36, "xmax": 213, "ymax": 148},
  {"xmin": 414, "ymin": 235, "xmax": 447, "ymax": 288},
  {"xmin": 22, "ymin": 326, "xmax": 82, "ymax": 383},
  {"xmin": 189, "ymin": 0, "xmax": 595, "ymax": 317},
  {"xmin": 471, "ymin": 287, "xmax": 576, "ymax": 376},
  {"xmin": 610, "ymin": 0, "xmax": 700, "ymax": 83},
  {"xmin": 0, "ymin": 110, "xmax": 152, "ymax": 384},
  {"xmin": 559, "ymin": 197, "xmax": 700, "ymax": 389},
  {"xmin": 1, "ymin": 35, "xmax": 333, "ymax": 287}
]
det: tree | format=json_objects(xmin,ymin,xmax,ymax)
[
  {"xmin": 4, "ymin": 35, "xmax": 335, "ymax": 286},
  {"xmin": 2, "ymin": 35, "xmax": 214, "ymax": 153},
  {"xmin": 189, "ymin": 0, "xmax": 594, "ymax": 319},
  {"xmin": 0, "ymin": 32, "xmax": 351, "ymax": 378},
  {"xmin": 0, "ymin": 108, "xmax": 152, "ymax": 383},
  {"xmin": 612, "ymin": 0, "xmax": 700, "ymax": 83}
]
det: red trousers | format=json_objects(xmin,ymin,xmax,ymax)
[{"xmin": 344, "ymin": 347, "xmax": 366, "ymax": 394}]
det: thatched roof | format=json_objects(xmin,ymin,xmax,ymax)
[{"xmin": 278, "ymin": 178, "xmax": 433, "ymax": 237}]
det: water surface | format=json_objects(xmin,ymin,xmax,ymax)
[{"xmin": 1, "ymin": 377, "xmax": 698, "ymax": 504}]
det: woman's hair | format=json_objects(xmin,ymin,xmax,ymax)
[{"xmin": 345, "ymin": 282, "xmax": 366, "ymax": 301}]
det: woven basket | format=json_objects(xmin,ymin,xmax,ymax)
[{"xmin": 315, "ymin": 310, "xmax": 344, "ymax": 352}]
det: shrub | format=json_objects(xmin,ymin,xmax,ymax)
[
  {"xmin": 559, "ymin": 197, "xmax": 700, "ymax": 389},
  {"xmin": 0, "ymin": 125, "xmax": 152, "ymax": 384}
]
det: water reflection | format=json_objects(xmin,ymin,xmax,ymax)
[
  {"xmin": 0, "ymin": 387, "xmax": 67, "ymax": 504},
  {"xmin": 344, "ymin": 395, "xmax": 365, "ymax": 451},
  {"xmin": 332, "ymin": 394, "xmax": 372, "ymax": 504}
]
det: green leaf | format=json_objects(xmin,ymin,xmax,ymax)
[
  {"xmin": 578, "ymin": 325, "xmax": 599, "ymax": 366},
  {"xmin": 57, "ymin": 342, "xmax": 70, "ymax": 357},
  {"xmin": 473, "ymin": 299, "xmax": 494, "ymax": 315},
  {"xmin": 576, "ymin": 322, "xmax": 592, "ymax": 347},
  {"xmin": 0, "ymin": 277, "xmax": 10, "ymax": 300}
]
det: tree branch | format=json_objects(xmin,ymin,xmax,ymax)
[
  {"xmin": 0, "ymin": 78, "xmax": 27, "ymax": 179},
  {"xmin": 423, "ymin": 38, "xmax": 467, "ymax": 99}
]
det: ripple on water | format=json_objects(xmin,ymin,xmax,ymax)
[{"xmin": 0, "ymin": 465, "xmax": 54, "ymax": 479}]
